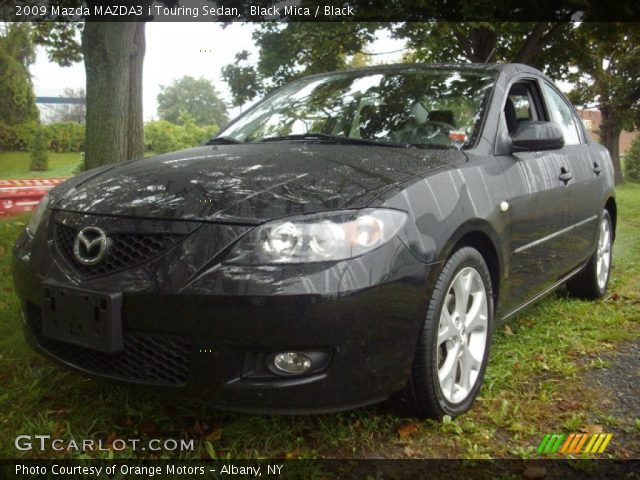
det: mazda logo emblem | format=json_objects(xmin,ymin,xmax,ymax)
[{"xmin": 73, "ymin": 227, "xmax": 109, "ymax": 266}]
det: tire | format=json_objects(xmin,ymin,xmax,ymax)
[
  {"xmin": 567, "ymin": 210, "xmax": 613, "ymax": 300},
  {"xmin": 393, "ymin": 246, "xmax": 494, "ymax": 419}
]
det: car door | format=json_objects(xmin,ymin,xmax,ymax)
[
  {"xmin": 494, "ymin": 79, "xmax": 576, "ymax": 313},
  {"xmin": 540, "ymin": 82, "xmax": 601, "ymax": 269}
]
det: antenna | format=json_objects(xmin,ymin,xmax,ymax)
[{"xmin": 484, "ymin": 47, "xmax": 496, "ymax": 63}]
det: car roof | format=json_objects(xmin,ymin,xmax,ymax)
[{"xmin": 302, "ymin": 62, "xmax": 545, "ymax": 80}]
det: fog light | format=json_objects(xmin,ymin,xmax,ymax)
[{"xmin": 273, "ymin": 352, "xmax": 312, "ymax": 374}]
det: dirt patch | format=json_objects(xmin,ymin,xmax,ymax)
[{"xmin": 583, "ymin": 340, "xmax": 640, "ymax": 457}]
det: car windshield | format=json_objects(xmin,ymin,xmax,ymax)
[{"xmin": 217, "ymin": 68, "xmax": 496, "ymax": 149}]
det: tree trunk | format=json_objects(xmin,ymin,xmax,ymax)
[
  {"xmin": 600, "ymin": 106, "xmax": 624, "ymax": 185},
  {"xmin": 82, "ymin": 22, "xmax": 145, "ymax": 170},
  {"xmin": 469, "ymin": 27, "xmax": 497, "ymax": 63},
  {"xmin": 513, "ymin": 22, "xmax": 547, "ymax": 64},
  {"xmin": 127, "ymin": 22, "xmax": 146, "ymax": 160}
]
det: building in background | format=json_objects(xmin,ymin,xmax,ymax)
[{"xmin": 578, "ymin": 109, "xmax": 637, "ymax": 155}]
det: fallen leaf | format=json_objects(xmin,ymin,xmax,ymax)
[
  {"xmin": 206, "ymin": 428, "xmax": 223, "ymax": 443},
  {"xmin": 504, "ymin": 325, "xmax": 514, "ymax": 336},
  {"xmin": 397, "ymin": 423, "xmax": 420, "ymax": 438},
  {"xmin": 556, "ymin": 400, "xmax": 579, "ymax": 412},
  {"xmin": 403, "ymin": 446, "xmax": 418, "ymax": 457},
  {"xmin": 581, "ymin": 424, "xmax": 603, "ymax": 434}
]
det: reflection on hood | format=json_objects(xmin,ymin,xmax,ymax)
[{"xmin": 51, "ymin": 143, "xmax": 465, "ymax": 223}]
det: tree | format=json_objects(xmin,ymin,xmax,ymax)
[
  {"xmin": 45, "ymin": 87, "xmax": 86, "ymax": 123},
  {"xmin": 561, "ymin": 23, "xmax": 640, "ymax": 185},
  {"xmin": 157, "ymin": 76, "xmax": 228, "ymax": 126},
  {"xmin": 81, "ymin": 20, "xmax": 147, "ymax": 169},
  {"xmin": 396, "ymin": 22, "xmax": 574, "ymax": 67},
  {"xmin": 222, "ymin": 23, "xmax": 378, "ymax": 106},
  {"xmin": 625, "ymin": 135, "xmax": 640, "ymax": 182},
  {"xmin": 0, "ymin": 23, "xmax": 39, "ymax": 125},
  {"xmin": 29, "ymin": 127, "xmax": 48, "ymax": 171}
]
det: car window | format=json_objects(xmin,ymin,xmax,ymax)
[
  {"xmin": 504, "ymin": 82, "xmax": 540, "ymax": 134},
  {"xmin": 509, "ymin": 94, "xmax": 533, "ymax": 120},
  {"xmin": 218, "ymin": 69, "xmax": 497, "ymax": 149},
  {"xmin": 542, "ymin": 84, "xmax": 581, "ymax": 146}
]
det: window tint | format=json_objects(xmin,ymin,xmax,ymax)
[{"xmin": 542, "ymin": 84, "xmax": 581, "ymax": 146}]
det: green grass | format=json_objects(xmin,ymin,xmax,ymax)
[
  {"xmin": 0, "ymin": 184, "xmax": 638, "ymax": 460},
  {"xmin": 0, "ymin": 151, "xmax": 82, "ymax": 179}
]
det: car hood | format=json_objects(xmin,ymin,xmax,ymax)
[{"xmin": 52, "ymin": 143, "xmax": 465, "ymax": 223}]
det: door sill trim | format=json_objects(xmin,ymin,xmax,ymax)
[{"xmin": 501, "ymin": 262, "xmax": 587, "ymax": 322}]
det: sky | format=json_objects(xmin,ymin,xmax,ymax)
[{"xmin": 31, "ymin": 23, "xmax": 406, "ymax": 122}]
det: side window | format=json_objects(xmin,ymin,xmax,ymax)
[
  {"xmin": 542, "ymin": 84, "xmax": 581, "ymax": 146},
  {"xmin": 504, "ymin": 81, "xmax": 541, "ymax": 135}
]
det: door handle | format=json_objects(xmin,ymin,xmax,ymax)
[
  {"xmin": 593, "ymin": 162, "xmax": 602, "ymax": 175},
  {"xmin": 559, "ymin": 167, "xmax": 572, "ymax": 184}
]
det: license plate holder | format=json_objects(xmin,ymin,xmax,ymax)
[{"xmin": 41, "ymin": 281, "xmax": 123, "ymax": 353}]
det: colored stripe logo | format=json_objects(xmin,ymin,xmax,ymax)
[{"xmin": 537, "ymin": 433, "xmax": 613, "ymax": 454}]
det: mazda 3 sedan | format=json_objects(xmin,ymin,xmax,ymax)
[{"xmin": 13, "ymin": 64, "xmax": 615, "ymax": 418}]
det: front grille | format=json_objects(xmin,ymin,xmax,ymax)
[
  {"xmin": 54, "ymin": 222, "xmax": 185, "ymax": 277},
  {"xmin": 25, "ymin": 303, "xmax": 192, "ymax": 386}
]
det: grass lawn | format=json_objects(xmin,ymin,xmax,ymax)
[
  {"xmin": 0, "ymin": 184, "xmax": 638, "ymax": 460},
  {"xmin": 0, "ymin": 151, "xmax": 157, "ymax": 180},
  {"xmin": 0, "ymin": 151, "xmax": 82, "ymax": 179}
]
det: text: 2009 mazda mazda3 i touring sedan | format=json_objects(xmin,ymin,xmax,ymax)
[{"xmin": 13, "ymin": 64, "xmax": 615, "ymax": 418}]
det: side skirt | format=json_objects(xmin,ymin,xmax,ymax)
[{"xmin": 500, "ymin": 262, "xmax": 588, "ymax": 323}]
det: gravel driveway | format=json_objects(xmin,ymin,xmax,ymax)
[{"xmin": 584, "ymin": 340, "xmax": 640, "ymax": 457}]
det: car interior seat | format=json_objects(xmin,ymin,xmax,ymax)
[{"xmin": 504, "ymin": 98, "xmax": 518, "ymax": 134}]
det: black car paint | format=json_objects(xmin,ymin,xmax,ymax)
[{"xmin": 12, "ymin": 63, "xmax": 616, "ymax": 413}]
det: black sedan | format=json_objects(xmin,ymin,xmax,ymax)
[{"xmin": 12, "ymin": 63, "xmax": 615, "ymax": 418}]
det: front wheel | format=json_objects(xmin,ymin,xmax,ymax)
[
  {"xmin": 567, "ymin": 210, "xmax": 613, "ymax": 299},
  {"xmin": 394, "ymin": 246, "xmax": 494, "ymax": 419}
]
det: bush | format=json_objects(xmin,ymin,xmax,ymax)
[
  {"xmin": 144, "ymin": 120, "xmax": 218, "ymax": 154},
  {"xmin": 0, "ymin": 122, "xmax": 18, "ymax": 150},
  {"xmin": 0, "ymin": 121, "xmax": 84, "ymax": 152},
  {"xmin": 29, "ymin": 127, "xmax": 49, "ymax": 171},
  {"xmin": 625, "ymin": 136, "xmax": 640, "ymax": 182},
  {"xmin": 0, "ymin": 121, "xmax": 38, "ymax": 151},
  {"xmin": 44, "ymin": 122, "xmax": 85, "ymax": 152}
]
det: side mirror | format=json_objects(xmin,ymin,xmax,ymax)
[{"xmin": 511, "ymin": 121, "xmax": 564, "ymax": 152}]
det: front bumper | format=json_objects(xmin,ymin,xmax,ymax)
[{"xmin": 12, "ymin": 210, "xmax": 436, "ymax": 414}]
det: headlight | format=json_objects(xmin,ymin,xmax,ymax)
[
  {"xmin": 226, "ymin": 209, "xmax": 407, "ymax": 264},
  {"xmin": 26, "ymin": 193, "xmax": 50, "ymax": 236}
]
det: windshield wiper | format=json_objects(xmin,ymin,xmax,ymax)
[
  {"xmin": 411, "ymin": 143, "xmax": 456, "ymax": 150},
  {"xmin": 205, "ymin": 136, "xmax": 243, "ymax": 145},
  {"xmin": 252, "ymin": 133, "xmax": 408, "ymax": 148}
]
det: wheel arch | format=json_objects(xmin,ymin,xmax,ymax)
[
  {"xmin": 605, "ymin": 196, "xmax": 617, "ymax": 241},
  {"xmin": 437, "ymin": 220, "xmax": 503, "ymax": 308}
]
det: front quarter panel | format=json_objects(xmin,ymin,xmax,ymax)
[{"xmin": 375, "ymin": 156, "xmax": 509, "ymax": 263}]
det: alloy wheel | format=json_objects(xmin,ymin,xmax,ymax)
[
  {"xmin": 437, "ymin": 267, "xmax": 489, "ymax": 404},
  {"xmin": 596, "ymin": 217, "xmax": 612, "ymax": 290}
]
